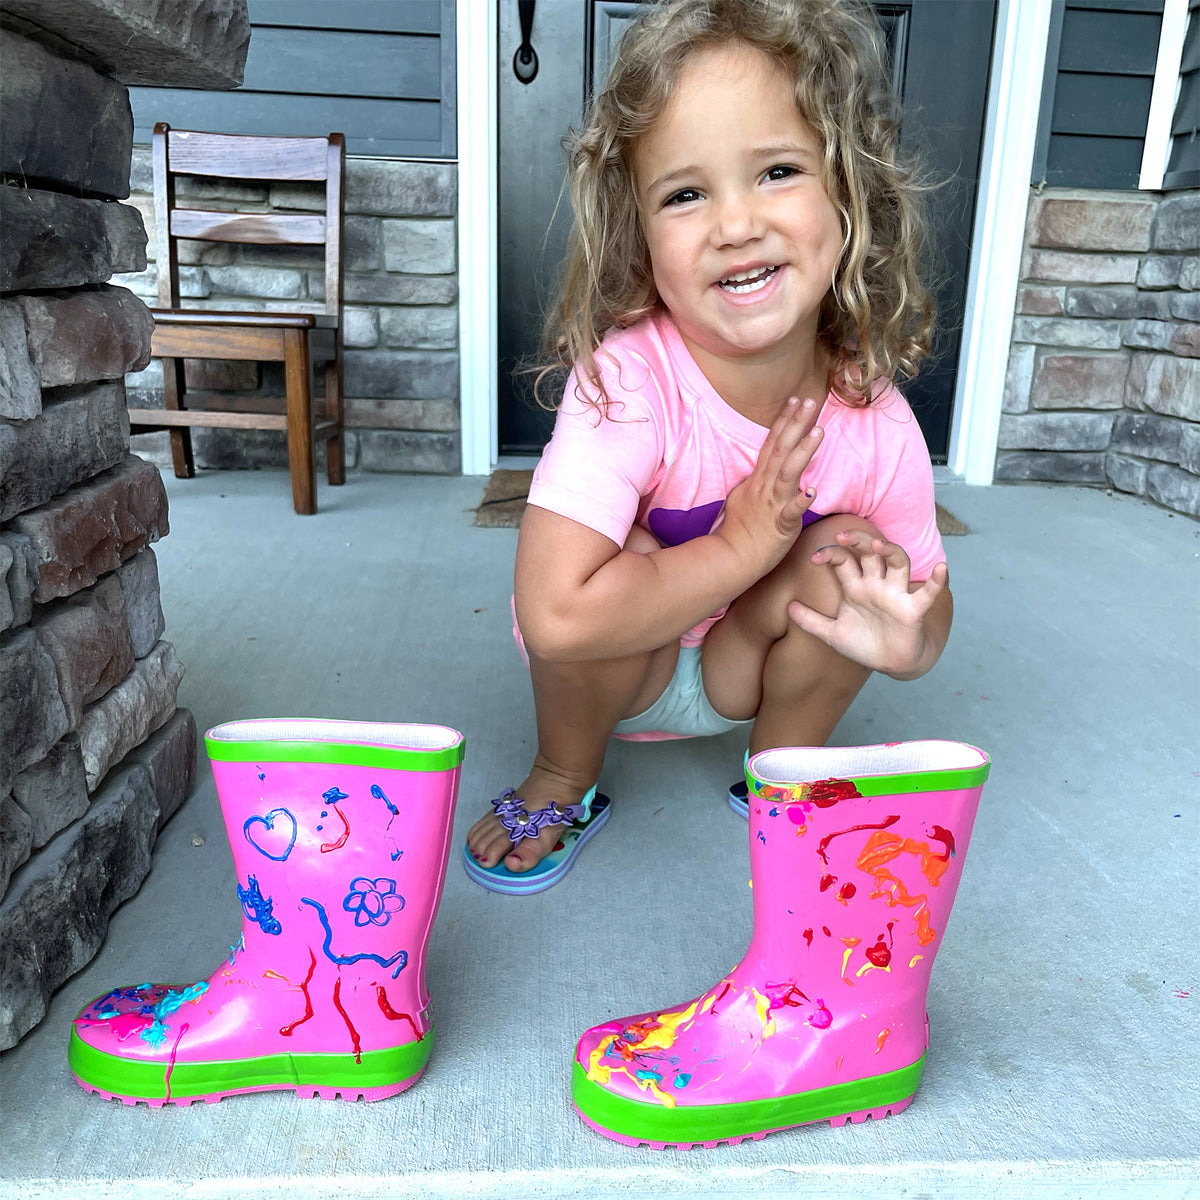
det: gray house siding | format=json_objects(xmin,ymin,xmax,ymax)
[
  {"xmin": 1164, "ymin": 0, "xmax": 1200, "ymax": 189},
  {"xmin": 127, "ymin": 0, "xmax": 456, "ymax": 158}
]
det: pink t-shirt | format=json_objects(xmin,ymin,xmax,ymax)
[{"xmin": 528, "ymin": 310, "xmax": 945, "ymax": 646}]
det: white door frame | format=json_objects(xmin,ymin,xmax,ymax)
[{"xmin": 458, "ymin": 0, "xmax": 1054, "ymax": 483}]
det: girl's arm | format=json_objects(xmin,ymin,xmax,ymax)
[{"xmin": 516, "ymin": 398, "xmax": 824, "ymax": 662}]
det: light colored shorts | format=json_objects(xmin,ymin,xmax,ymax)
[{"xmin": 612, "ymin": 644, "xmax": 753, "ymax": 741}]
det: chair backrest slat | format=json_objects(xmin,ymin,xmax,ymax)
[
  {"xmin": 170, "ymin": 210, "xmax": 326, "ymax": 245},
  {"xmin": 166, "ymin": 129, "xmax": 329, "ymax": 180},
  {"xmin": 153, "ymin": 123, "xmax": 343, "ymax": 319}
]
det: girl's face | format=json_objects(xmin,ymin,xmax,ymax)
[{"xmin": 633, "ymin": 42, "xmax": 842, "ymax": 376}]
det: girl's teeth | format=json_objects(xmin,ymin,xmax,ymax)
[{"xmin": 719, "ymin": 266, "xmax": 779, "ymax": 293}]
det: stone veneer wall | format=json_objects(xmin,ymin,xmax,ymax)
[
  {"xmin": 0, "ymin": 0, "xmax": 249, "ymax": 1049},
  {"xmin": 118, "ymin": 153, "xmax": 460, "ymax": 475},
  {"xmin": 998, "ymin": 188, "xmax": 1200, "ymax": 517}
]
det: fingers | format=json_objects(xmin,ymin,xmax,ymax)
[
  {"xmin": 759, "ymin": 397, "xmax": 823, "ymax": 485},
  {"xmin": 811, "ymin": 531, "xmax": 911, "ymax": 588}
]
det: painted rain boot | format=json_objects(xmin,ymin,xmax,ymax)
[
  {"xmin": 69, "ymin": 718, "xmax": 464, "ymax": 1106},
  {"xmin": 572, "ymin": 739, "xmax": 989, "ymax": 1148}
]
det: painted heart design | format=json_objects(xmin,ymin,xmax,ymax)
[
  {"xmin": 646, "ymin": 499, "xmax": 726, "ymax": 547},
  {"xmin": 243, "ymin": 808, "xmax": 298, "ymax": 861}
]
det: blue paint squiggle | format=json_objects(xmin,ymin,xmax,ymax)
[
  {"xmin": 300, "ymin": 897, "xmax": 408, "ymax": 978},
  {"xmin": 371, "ymin": 784, "xmax": 399, "ymax": 816},
  {"xmin": 237, "ymin": 874, "xmax": 282, "ymax": 935}
]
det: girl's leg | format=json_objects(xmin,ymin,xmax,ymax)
[
  {"xmin": 467, "ymin": 639, "xmax": 680, "ymax": 872},
  {"xmin": 701, "ymin": 514, "xmax": 878, "ymax": 752}
]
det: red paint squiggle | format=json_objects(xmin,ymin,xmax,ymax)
[
  {"xmin": 279, "ymin": 949, "xmax": 317, "ymax": 1037},
  {"xmin": 320, "ymin": 806, "xmax": 351, "ymax": 853},
  {"xmin": 376, "ymin": 985, "xmax": 424, "ymax": 1041},
  {"xmin": 163, "ymin": 1021, "xmax": 190, "ymax": 1102},
  {"xmin": 332, "ymin": 977, "xmax": 362, "ymax": 1063},
  {"xmin": 818, "ymin": 816, "xmax": 900, "ymax": 865}
]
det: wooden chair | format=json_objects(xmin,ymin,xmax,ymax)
[{"xmin": 127, "ymin": 123, "xmax": 345, "ymax": 514}]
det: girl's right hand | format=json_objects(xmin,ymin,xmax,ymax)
[{"xmin": 718, "ymin": 396, "xmax": 823, "ymax": 576}]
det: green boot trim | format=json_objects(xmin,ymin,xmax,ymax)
[
  {"xmin": 571, "ymin": 1053, "xmax": 924, "ymax": 1145},
  {"xmin": 68, "ymin": 1027, "xmax": 434, "ymax": 1102}
]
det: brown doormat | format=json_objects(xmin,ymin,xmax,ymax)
[{"xmin": 474, "ymin": 468, "xmax": 968, "ymax": 535}]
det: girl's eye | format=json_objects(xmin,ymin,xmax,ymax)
[
  {"xmin": 764, "ymin": 165, "xmax": 800, "ymax": 182},
  {"xmin": 664, "ymin": 188, "xmax": 702, "ymax": 207}
]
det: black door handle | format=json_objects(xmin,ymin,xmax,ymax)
[{"xmin": 513, "ymin": 0, "xmax": 539, "ymax": 84}]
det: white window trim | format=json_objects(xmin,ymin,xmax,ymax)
[
  {"xmin": 459, "ymin": 1, "xmax": 1054, "ymax": 485},
  {"xmin": 456, "ymin": 1, "xmax": 498, "ymax": 476},
  {"xmin": 948, "ymin": 0, "xmax": 1054, "ymax": 484},
  {"xmin": 1140, "ymin": 0, "xmax": 1190, "ymax": 191}
]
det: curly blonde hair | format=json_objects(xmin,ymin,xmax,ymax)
[{"xmin": 539, "ymin": 0, "xmax": 933, "ymax": 409}]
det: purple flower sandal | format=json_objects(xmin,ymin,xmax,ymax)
[{"xmin": 463, "ymin": 785, "xmax": 612, "ymax": 895}]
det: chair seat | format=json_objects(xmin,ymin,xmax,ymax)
[{"xmin": 150, "ymin": 309, "xmax": 338, "ymax": 329}]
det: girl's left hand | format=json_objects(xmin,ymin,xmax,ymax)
[{"xmin": 786, "ymin": 530, "xmax": 951, "ymax": 680}]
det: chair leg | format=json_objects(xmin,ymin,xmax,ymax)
[
  {"xmin": 283, "ymin": 328, "xmax": 316, "ymax": 515},
  {"xmin": 162, "ymin": 357, "xmax": 195, "ymax": 478},
  {"xmin": 324, "ymin": 352, "xmax": 345, "ymax": 486}
]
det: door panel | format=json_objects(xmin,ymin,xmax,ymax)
[{"xmin": 497, "ymin": 0, "xmax": 995, "ymax": 459}]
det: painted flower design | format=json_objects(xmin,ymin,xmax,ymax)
[{"xmin": 343, "ymin": 876, "xmax": 405, "ymax": 927}]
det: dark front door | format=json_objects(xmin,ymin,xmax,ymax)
[{"xmin": 497, "ymin": 0, "xmax": 996, "ymax": 460}]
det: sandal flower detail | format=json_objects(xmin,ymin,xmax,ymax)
[{"xmin": 490, "ymin": 791, "xmax": 585, "ymax": 842}]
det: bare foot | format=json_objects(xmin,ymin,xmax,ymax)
[{"xmin": 466, "ymin": 770, "xmax": 592, "ymax": 874}]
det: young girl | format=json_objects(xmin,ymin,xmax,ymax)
[{"xmin": 465, "ymin": 0, "xmax": 951, "ymax": 893}]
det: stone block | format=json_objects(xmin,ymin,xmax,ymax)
[
  {"xmin": 1126, "ymin": 354, "xmax": 1200, "ymax": 420},
  {"xmin": 345, "ymin": 397, "xmax": 460, "ymax": 432},
  {"xmin": 345, "ymin": 217, "xmax": 383, "ymax": 272},
  {"xmin": 324, "ymin": 274, "xmax": 458, "ymax": 307},
  {"xmin": 0, "ymin": 793, "xmax": 33, "ymax": 899},
  {"xmin": 1001, "ymin": 343, "xmax": 1035, "ymax": 414},
  {"xmin": 1016, "ymin": 286, "xmax": 1065, "ymax": 316},
  {"xmin": 1134, "ymin": 292, "xmax": 1174, "ymax": 320},
  {"xmin": 1034, "ymin": 196, "xmax": 1155, "ymax": 252},
  {"xmin": 1010, "ymin": 317, "xmax": 1123, "ymax": 350},
  {"xmin": 1171, "ymin": 324, "xmax": 1200, "ymax": 358},
  {"xmin": 993, "ymin": 450, "xmax": 1107, "ymax": 484},
  {"xmin": 344, "ymin": 351, "xmax": 458, "ymax": 402},
  {"xmin": 113, "ymin": 264, "xmax": 210, "ymax": 300},
  {"xmin": 8, "ymin": 455, "xmax": 169, "ymax": 603},
  {"xmin": 204, "ymin": 266, "xmax": 305, "ymax": 301},
  {"xmin": 235, "ymin": 242, "xmax": 322, "ymax": 271},
  {"xmin": 0, "ymin": 380, "xmax": 130, "ymax": 522},
  {"xmin": 357, "ymin": 430, "xmax": 460, "ymax": 474},
  {"xmin": 0, "ymin": 300, "xmax": 40, "ymax": 421},
  {"xmin": 0, "ymin": 187, "xmax": 146, "ymax": 292},
  {"xmin": 1179, "ymin": 425, "xmax": 1200, "ymax": 475},
  {"xmin": 1137, "ymin": 256, "xmax": 1185, "ymax": 290},
  {"xmin": 343, "ymin": 307, "xmax": 380, "ymax": 349},
  {"xmin": 1153, "ymin": 193, "xmax": 1200, "ymax": 253},
  {"xmin": 1146, "ymin": 463, "xmax": 1200, "ymax": 516},
  {"xmin": 1122, "ymin": 320, "xmax": 1176, "ymax": 352},
  {"xmin": 0, "ymin": 30, "xmax": 132, "ymax": 199},
  {"xmin": 182, "ymin": 427, "xmax": 288, "ymax": 469},
  {"xmin": 10, "ymin": 734, "xmax": 89, "ymax": 851},
  {"xmin": 1064, "ymin": 288, "xmax": 1139, "ymax": 319},
  {"xmin": 115, "ymin": 548, "xmax": 165, "ymax": 659},
  {"xmin": 1110, "ymin": 412, "xmax": 1186, "ymax": 464},
  {"xmin": 1023, "ymin": 249, "xmax": 1139, "ymax": 285},
  {"xmin": 380, "ymin": 306, "xmax": 459, "ymax": 350},
  {"xmin": 125, "ymin": 707, "xmax": 197, "ymax": 828},
  {"xmin": 0, "ymin": 546, "xmax": 12, "ymax": 632},
  {"xmin": 997, "ymin": 412, "xmax": 1114, "ymax": 452},
  {"xmin": 1170, "ymin": 292, "xmax": 1200, "ymax": 323},
  {"xmin": 1030, "ymin": 353, "xmax": 1128, "ymax": 411},
  {"xmin": 0, "ymin": 760, "xmax": 159, "ymax": 1050},
  {"xmin": 0, "ymin": 0, "xmax": 250, "ymax": 89},
  {"xmin": 345, "ymin": 160, "xmax": 456, "ymax": 217},
  {"xmin": 0, "ymin": 534, "xmax": 38, "ymax": 633},
  {"xmin": 382, "ymin": 219, "xmax": 456, "ymax": 275},
  {"xmin": 16, "ymin": 286, "xmax": 154, "ymax": 389},
  {"xmin": 1105, "ymin": 452, "xmax": 1149, "ymax": 496},
  {"xmin": 77, "ymin": 640, "xmax": 184, "ymax": 792},
  {"xmin": 34, "ymin": 574, "xmax": 133, "ymax": 729},
  {"xmin": 0, "ymin": 629, "xmax": 70, "ymax": 796},
  {"xmin": 1181, "ymin": 258, "xmax": 1200, "ymax": 291}
]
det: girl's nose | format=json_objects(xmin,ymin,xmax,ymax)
[{"xmin": 711, "ymin": 191, "xmax": 763, "ymax": 247}]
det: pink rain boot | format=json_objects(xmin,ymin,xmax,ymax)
[
  {"xmin": 572, "ymin": 740, "xmax": 989, "ymax": 1148},
  {"xmin": 69, "ymin": 718, "xmax": 464, "ymax": 1106}
]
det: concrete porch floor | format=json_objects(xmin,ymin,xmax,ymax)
[{"xmin": 1, "ymin": 468, "xmax": 1197, "ymax": 1200}]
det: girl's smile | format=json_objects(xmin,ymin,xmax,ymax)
[{"xmin": 634, "ymin": 42, "xmax": 843, "ymax": 399}]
